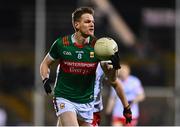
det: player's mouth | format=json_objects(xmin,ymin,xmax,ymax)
[{"xmin": 89, "ymin": 28, "xmax": 94, "ymax": 33}]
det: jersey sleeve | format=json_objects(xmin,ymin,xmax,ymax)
[{"xmin": 49, "ymin": 38, "xmax": 61, "ymax": 60}]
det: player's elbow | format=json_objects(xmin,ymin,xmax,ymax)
[
  {"xmin": 40, "ymin": 60, "xmax": 47, "ymax": 72},
  {"xmin": 109, "ymin": 78, "xmax": 118, "ymax": 88}
]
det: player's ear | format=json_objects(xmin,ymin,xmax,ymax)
[{"xmin": 74, "ymin": 21, "xmax": 79, "ymax": 30}]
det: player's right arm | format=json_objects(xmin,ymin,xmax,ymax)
[
  {"xmin": 40, "ymin": 54, "xmax": 55, "ymax": 94},
  {"xmin": 40, "ymin": 54, "xmax": 54, "ymax": 80},
  {"xmin": 40, "ymin": 38, "xmax": 61, "ymax": 94},
  {"xmin": 40, "ymin": 38, "xmax": 61, "ymax": 80}
]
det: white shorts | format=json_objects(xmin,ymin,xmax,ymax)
[{"xmin": 53, "ymin": 97, "xmax": 94, "ymax": 123}]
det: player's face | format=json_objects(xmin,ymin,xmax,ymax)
[{"xmin": 76, "ymin": 13, "xmax": 94, "ymax": 37}]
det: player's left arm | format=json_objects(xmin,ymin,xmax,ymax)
[
  {"xmin": 100, "ymin": 62, "xmax": 128, "ymax": 108},
  {"xmin": 110, "ymin": 78, "xmax": 129, "ymax": 108},
  {"xmin": 110, "ymin": 78, "xmax": 132, "ymax": 124},
  {"xmin": 101, "ymin": 62, "xmax": 132, "ymax": 123}
]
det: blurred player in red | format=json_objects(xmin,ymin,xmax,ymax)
[
  {"xmin": 92, "ymin": 62, "xmax": 133, "ymax": 126},
  {"xmin": 106, "ymin": 63, "xmax": 145, "ymax": 126}
]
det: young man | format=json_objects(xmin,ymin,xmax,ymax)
[
  {"xmin": 40, "ymin": 7, "xmax": 131, "ymax": 126},
  {"xmin": 106, "ymin": 63, "xmax": 145, "ymax": 126}
]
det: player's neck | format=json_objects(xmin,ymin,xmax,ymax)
[{"xmin": 74, "ymin": 32, "xmax": 89, "ymax": 45}]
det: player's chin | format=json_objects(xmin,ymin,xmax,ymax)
[
  {"xmin": 88, "ymin": 32, "xmax": 94, "ymax": 36},
  {"xmin": 88, "ymin": 30, "xmax": 94, "ymax": 36}
]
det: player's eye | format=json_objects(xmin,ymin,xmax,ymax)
[{"xmin": 85, "ymin": 20, "xmax": 94, "ymax": 24}]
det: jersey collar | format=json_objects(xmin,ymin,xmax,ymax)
[{"xmin": 71, "ymin": 34, "xmax": 90, "ymax": 44}]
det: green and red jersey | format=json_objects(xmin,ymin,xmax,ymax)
[{"xmin": 49, "ymin": 34, "xmax": 99, "ymax": 103}]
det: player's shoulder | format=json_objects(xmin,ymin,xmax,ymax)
[
  {"xmin": 55, "ymin": 34, "xmax": 71, "ymax": 46},
  {"xmin": 56, "ymin": 34, "xmax": 71, "ymax": 39},
  {"xmin": 128, "ymin": 75, "xmax": 141, "ymax": 84}
]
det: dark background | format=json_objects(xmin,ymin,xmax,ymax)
[{"xmin": 0, "ymin": 0, "xmax": 175, "ymax": 125}]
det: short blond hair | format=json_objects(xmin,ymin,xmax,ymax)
[{"xmin": 72, "ymin": 7, "xmax": 94, "ymax": 31}]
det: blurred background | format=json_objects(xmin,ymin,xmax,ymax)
[{"xmin": 0, "ymin": 0, "xmax": 177, "ymax": 126}]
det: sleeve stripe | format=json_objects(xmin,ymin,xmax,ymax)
[
  {"xmin": 62, "ymin": 36, "xmax": 70, "ymax": 46},
  {"xmin": 48, "ymin": 53, "xmax": 55, "ymax": 61}
]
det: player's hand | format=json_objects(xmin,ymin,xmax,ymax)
[
  {"xmin": 123, "ymin": 105, "xmax": 132, "ymax": 124},
  {"xmin": 110, "ymin": 52, "xmax": 121, "ymax": 70},
  {"xmin": 43, "ymin": 78, "xmax": 52, "ymax": 94}
]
